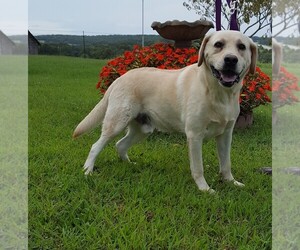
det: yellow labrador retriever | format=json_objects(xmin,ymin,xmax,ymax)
[{"xmin": 73, "ymin": 30, "xmax": 257, "ymax": 193}]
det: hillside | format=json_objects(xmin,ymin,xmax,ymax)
[
  {"xmin": 10, "ymin": 34, "xmax": 284, "ymax": 61},
  {"xmin": 34, "ymin": 34, "xmax": 169, "ymax": 59},
  {"xmin": 33, "ymin": 34, "xmax": 272, "ymax": 60},
  {"xmin": 36, "ymin": 34, "xmax": 167, "ymax": 46},
  {"xmin": 34, "ymin": 34, "xmax": 272, "ymax": 46}
]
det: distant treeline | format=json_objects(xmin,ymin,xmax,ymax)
[
  {"xmin": 273, "ymin": 36, "xmax": 300, "ymax": 63},
  {"xmin": 36, "ymin": 35, "xmax": 168, "ymax": 59},
  {"xmin": 9, "ymin": 34, "xmax": 300, "ymax": 63},
  {"xmin": 257, "ymin": 46, "xmax": 272, "ymax": 63},
  {"xmin": 30, "ymin": 34, "xmax": 300, "ymax": 63},
  {"xmin": 282, "ymin": 47, "xmax": 300, "ymax": 63}
]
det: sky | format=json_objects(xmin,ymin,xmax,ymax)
[
  {"xmin": 28, "ymin": 0, "xmax": 201, "ymax": 36},
  {"xmin": 1, "ymin": 0, "xmax": 294, "ymax": 37},
  {"xmin": 2, "ymin": 0, "xmax": 269, "ymax": 37},
  {"xmin": 0, "ymin": 0, "xmax": 28, "ymax": 35}
]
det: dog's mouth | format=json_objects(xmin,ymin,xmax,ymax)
[{"xmin": 210, "ymin": 66, "xmax": 241, "ymax": 88}]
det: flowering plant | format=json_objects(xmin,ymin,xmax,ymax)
[
  {"xmin": 96, "ymin": 43, "xmax": 198, "ymax": 92},
  {"xmin": 97, "ymin": 43, "xmax": 271, "ymax": 114},
  {"xmin": 272, "ymin": 66, "xmax": 300, "ymax": 109},
  {"xmin": 240, "ymin": 67, "xmax": 271, "ymax": 115}
]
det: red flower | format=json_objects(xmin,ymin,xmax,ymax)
[
  {"xmin": 125, "ymin": 58, "xmax": 134, "ymax": 65},
  {"xmin": 272, "ymin": 66, "xmax": 300, "ymax": 109},
  {"xmin": 118, "ymin": 69, "xmax": 127, "ymax": 75},
  {"xmin": 256, "ymin": 93, "xmax": 262, "ymax": 100},
  {"xmin": 96, "ymin": 81, "xmax": 101, "ymax": 89},
  {"xmin": 156, "ymin": 54, "xmax": 164, "ymax": 61},
  {"xmin": 178, "ymin": 56, "xmax": 185, "ymax": 64},
  {"xmin": 166, "ymin": 48, "xmax": 173, "ymax": 56},
  {"xmin": 189, "ymin": 55, "xmax": 198, "ymax": 64},
  {"xmin": 109, "ymin": 59, "xmax": 118, "ymax": 67},
  {"xmin": 100, "ymin": 70, "xmax": 109, "ymax": 78},
  {"xmin": 248, "ymin": 84, "xmax": 256, "ymax": 92},
  {"xmin": 240, "ymin": 66, "xmax": 271, "ymax": 114}
]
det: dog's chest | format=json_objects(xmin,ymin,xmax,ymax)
[
  {"xmin": 202, "ymin": 99, "xmax": 239, "ymax": 139},
  {"xmin": 204, "ymin": 120, "xmax": 230, "ymax": 139},
  {"xmin": 203, "ymin": 109, "xmax": 237, "ymax": 139}
]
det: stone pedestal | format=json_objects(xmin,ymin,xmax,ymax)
[{"xmin": 151, "ymin": 20, "xmax": 214, "ymax": 48}]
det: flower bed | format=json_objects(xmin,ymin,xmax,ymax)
[
  {"xmin": 97, "ymin": 43, "xmax": 271, "ymax": 115},
  {"xmin": 96, "ymin": 43, "xmax": 198, "ymax": 92},
  {"xmin": 272, "ymin": 66, "xmax": 300, "ymax": 109},
  {"xmin": 240, "ymin": 66, "xmax": 271, "ymax": 115}
]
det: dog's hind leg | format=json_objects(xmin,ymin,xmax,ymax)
[
  {"xmin": 116, "ymin": 120, "xmax": 151, "ymax": 161},
  {"xmin": 83, "ymin": 108, "xmax": 134, "ymax": 175},
  {"xmin": 83, "ymin": 135, "xmax": 111, "ymax": 175}
]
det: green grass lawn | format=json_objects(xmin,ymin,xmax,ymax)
[
  {"xmin": 29, "ymin": 56, "xmax": 272, "ymax": 249},
  {"xmin": 272, "ymin": 64, "xmax": 300, "ymax": 249},
  {"xmin": 0, "ymin": 56, "xmax": 28, "ymax": 249}
]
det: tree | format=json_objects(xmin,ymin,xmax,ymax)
[
  {"xmin": 272, "ymin": 1, "xmax": 300, "ymax": 37},
  {"xmin": 183, "ymin": 0, "xmax": 271, "ymax": 37}
]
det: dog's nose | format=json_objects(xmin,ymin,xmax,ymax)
[{"xmin": 224, "ymin": 55, "xmax": 238, "ymax": 66}]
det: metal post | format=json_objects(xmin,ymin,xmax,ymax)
[
  {"xmin": 142, "ymin": 0, "xmax": 145, "ymax": 47},
  {"xmin": 226, "ymin": 0, "xmax": 239, "ymax": 30},
  {"xmin": 216, "ymin": 0, "xmax": 222, "ymax": 31},
  {"xmin": 82, "ymin": 31, "xmax": 86, "ymax": 58}
]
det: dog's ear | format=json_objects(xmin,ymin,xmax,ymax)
[
  {"xmin": 249, "ymin": 41, "xmax": 258, "ymax": 74},
  {"xmin": 198, "ymin": 33, "xmax": 212, "ymax": 67}
]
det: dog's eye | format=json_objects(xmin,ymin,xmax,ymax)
[
  {"xmin": 238, "ymin": 43, "xmax": 246, "ymax": 50},
  {"xmin": 214, "ymin": 42, "xmax": 224, "ymax": 49}
]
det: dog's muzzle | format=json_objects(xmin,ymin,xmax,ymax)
[
  {"xmin": 210, "ymin": 66, "xmax": 241, "ymax": 88},
  {"xmin": 210, "ymin": 55, "xmax": 241, "ymax": 88}
]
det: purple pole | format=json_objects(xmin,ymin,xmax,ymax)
[
  {"xmin": 216, "ymin": 0, "xmax": 222, "ymax": 31},
  {"xmin": 226, "ymin": 0, "xmax": 239, "ymax": 30}
]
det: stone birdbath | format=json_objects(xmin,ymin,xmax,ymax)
[{"xmin": 151, "ymin": 20, "xmax": 214, "ymax": 48}]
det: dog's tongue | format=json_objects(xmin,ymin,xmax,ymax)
[{"xmin": 221, "ymin": 72, "xmax": 237, "ymax": 83}]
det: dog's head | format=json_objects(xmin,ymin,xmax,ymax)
[{"xmin": 198, "ymin": 31, "xmax": 257, "ymax": 88}]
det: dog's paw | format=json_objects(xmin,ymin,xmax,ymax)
[
  {"xmin": 195, "ymin": 177, "xmax": 215, "ymax": 194},
  {"xmin": 83, "ymin": 164, "xmax": 94, "ymax": 175},
  {"xmin": 198, "ymin": 187, "xmax": 216, "ymax": 194},
  {"xmin": 207, "ymin": 188, "xmax": 216, "ymax": 194},
  {"xmin": 197, "ymin": 183, "xmax": 216, "ymax": 194},
  {"xmin": 233, "ymin": 180, "xmax": 245, "ymax": 187}
]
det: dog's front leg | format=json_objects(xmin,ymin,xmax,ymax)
[
  {"xmin": 216, "ymin": 126, "xmax": 244, "ymax": 187},
  {"xmin": 188, "ymin": 136, "xmax": 214, "ymax": 193}
]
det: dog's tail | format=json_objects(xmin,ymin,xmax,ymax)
[{"xmin": 72, "ymin": 89, "xmax": 111, "ymax": 138}]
